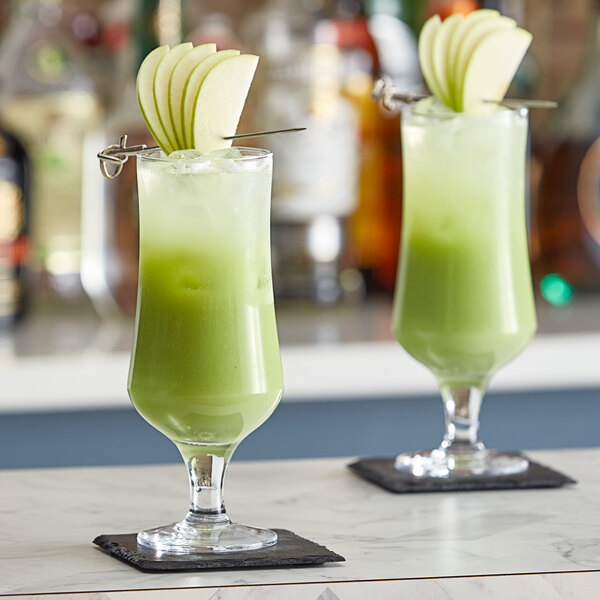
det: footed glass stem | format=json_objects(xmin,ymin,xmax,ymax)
[
  {"xmin": 395, "ymin": 384, "xmax": 529, "ymax": 478},
  {"xmin": 137, "ymin": 446, "xmax": 277, "ymax": 554}
]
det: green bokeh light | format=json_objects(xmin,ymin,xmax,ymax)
[{"xmin": 540, "ymin": 274, "xmax": 573, "ymax": 306}]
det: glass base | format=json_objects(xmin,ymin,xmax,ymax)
[
  {"xmin": 394, "ymin": 447, "xmax": 529, "ymax": 478},
  {"xmin": 137, "ymin": 515, "xmax": 278, "ymax": 554}
]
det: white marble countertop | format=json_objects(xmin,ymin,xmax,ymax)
[{"xmin": 1, "ymin": 448, "xmax": 600, "ymax": 598}]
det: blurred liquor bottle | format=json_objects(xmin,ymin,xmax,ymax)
[
  {"xmin": 533, "ymin": 2, "xmax": 600, "ymax": 299},
  {"xmin": 0, "ymin": 122, "xmax": 30, "ymax": 328},
  {"xmin": 244, "ymin": 0, "xmax": 362, "ymax": 304},
  {"xmin": 428, "ymin": 0, "xmax": 480, "ymax": 19},
  {"xmin": 81, "ymin": 0, "xmax": 184, "ymax": 319},
  {"xmin": 355, "ymin": 0, "xmax": 423, "ymax": 292},
  {"xmin": 0, "ymin": 0, "xmax": 103, "ymax": 299}
]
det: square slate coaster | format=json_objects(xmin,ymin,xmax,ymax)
[
  {"xmin": 93, "ymin": 529, "xmax": 344, "ymax": 572},
  {"xmin": 348, "ymin": 454, "xmax": 576, "ymax": 493}
]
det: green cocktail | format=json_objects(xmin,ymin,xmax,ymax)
[
  {"xmin": 392, "ymin": 102, "xmax": 537, "ymax": 477},
  {"xmin": 128, "ymin": 148, "xmax": 284, "ymax": 552}
]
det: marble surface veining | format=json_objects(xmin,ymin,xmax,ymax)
[
  {"xmin": 3, "ymin": 573, "xmax": 600, "ymax": 599},
  {"xmin": 0, "ymin": 449, "xmax": 599, "ymax": 595}
]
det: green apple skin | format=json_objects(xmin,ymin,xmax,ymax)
[
  {"xmin": 461, "ymin": 27, "xmax": 532, "ymax": 114},
  {"xmin": 431, "ymin": 13, "xmax": 463, "ymax": 109},
  {"xmin": 418, "ymin": 15, "xmax": 443, "ymax": 102},
  {"xmin": 191, "ymin": 54, "xmax": 259, "ymax": 152},
  {"xmin": 153, "ymin": 43, "xmax": 193, "ymax": 151},
  {"xmin": 137, "ymin": 45, "xmax": 173, "ymax": 153},
  {"xmin": 168, "ymin": 43, "xmax": 216, "ymax": 149},
  {"xmin": 181, "ymin": 49, "xmax": 240, "ymax": 148}
]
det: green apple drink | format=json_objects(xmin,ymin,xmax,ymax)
[
  {"xmin": 389, "ymin": 9, "xmax": 537, "ymax": 477},
  {"xmin": 123, "ymin": 43, "xmax": 284, "ymax": 553},
  {"xmin": 394, "ymin": 104, "xmax": 535, "ymax": 380},
  {"xmin": 130, "ymin": 149, "xmax": 282, "ymax": 455}
]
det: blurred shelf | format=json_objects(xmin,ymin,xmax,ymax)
[{"xmin": 0, "ymin": 293, "xmax": 599, "ymax": 413}]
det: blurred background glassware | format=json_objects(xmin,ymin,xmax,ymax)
[
  {"xmin": 0, "ymin": 0, "xmax": 598, "ymax": 354},
  {"xmin": 244, "ymin": 0, "xmax": 362, "ymax": 304},
  {"xmin": 532, "ymin": 0, "xmax": 600, "ymax": 302},
  {"xmin": 0, "ymin": 0, "xmax": 104, "ymax": 300},
  {"xmin": 81, "ymin": 0, "xmax": 162, "ymax": 321}
]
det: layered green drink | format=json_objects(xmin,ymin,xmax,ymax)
[
  {"xmin": 391, "ymin": 101, "xmax": 537, "ymax": 477},
  {"xmin": 115, "ymin": 38, "xmax": 283, "ymax": 554},
  {"xmin": 393, "ymin": 103, "xmax": 536, "ymax": 384},
  {"xmin": 129, "ymin": 148, "xmax": 283, "ymax": 455},
  {"xmin": 127, "ymin": 148, "xmax": 283, "ymax": 552}
]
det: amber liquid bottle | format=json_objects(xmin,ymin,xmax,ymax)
[{"xmin": 533, "ymin": 10, "xmax": 600, "ymax": 295}]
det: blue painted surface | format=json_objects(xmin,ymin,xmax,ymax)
[{"xmin": 1, "ymin": 387, "xmax": 599, "ymax": 469}]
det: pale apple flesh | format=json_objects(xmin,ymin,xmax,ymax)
[
  {"xmin": 138, "ymin": 44, "xmax": 258, "ymax": 153},
  {"xmin": 418, "ymin": 14, "xmax": 443, "ymax": 101},
  {"xmin": 431, "ymin": 13, "xmax": 463, "ymax": 109},
  {"xmin": 417, "ymin": 9, "xmax": 532, "ymax": 114},
  {"xmin": 446, "ymin": 8, "xmax": 499, "ymax": 71},
  {"xmin": 461, "ymin": 27, "xmax": 532, "ymax": 114},
  {"xmin": 153, "ymin": 43, "xmax": 193, "ymax": 150},
  {"xmin": 182, "ymin": 49, "xmax": 240, "ymax": 148},
  {"xmin": 453, "ymin": 16, "xmax": 516, "ymax": 111},
  {"xmin": 192, "ymin": 54, "xmax": 259, "ymax": 152},
  {"xmin": 137, "ymin": 45, "xmax": 173, "ymax": 153},
  {"xmin": 168, "ymin": 43, "xmax": 216, "ymax": 148}
]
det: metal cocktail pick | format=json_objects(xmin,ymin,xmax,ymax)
[
  {"xmin": 98, "ymin": 128, "xmax": 307, "ymax": 180},
  {"xmin": 372, "ymin": 75, "xmax": 558, "ymax": 112}
]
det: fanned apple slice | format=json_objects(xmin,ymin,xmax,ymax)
[
  {"xmin": 181, "ymin": 49, "xmax": 240, "ymax": 148},
  {"xmin": 431, "ymin": 13, "xmax": 463, "ymax": 108},
  {"xmin": 153, "ymin": 42, "xmax": 193, "ymax": 150},
  {"xmin": 461, "ymin": 27, "xmax": 532, "ymax": 114},
  {"xmin": 453, "ymin": 16, "xmax": 516, "ymax": 112},
  {"xmin": 137, "ymin": 45, "xmax": 172, "ymax": 153},
  {"xmin": 168, "ymin": 43, "xmax": 216, "ymax": 149},
  {"xmin": 446, "ymin": 9, "xmax": 499, "ymax": 108},
  {"xmin": 191, "ymin": 54, "xmax": 259, "ymax": 152},
  {"xmin": 418, "ymin": 15, "xmax": 443, "ymax": 101}
]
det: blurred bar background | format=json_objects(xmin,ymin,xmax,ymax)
[{"xmin": 0, "ymin": 0, "xmax": 599, "ymax": 467}]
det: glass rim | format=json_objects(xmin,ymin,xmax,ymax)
[
  {"xmin": 401, "ymin": 102, "xmax": 528, "ymax": 123},
  {"xmin": 137, "ymin": 146, "xmax": 273, "ymax": 163}
]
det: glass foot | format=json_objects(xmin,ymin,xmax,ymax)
[
  {"xmin": 137, "ymin": 515, "xmax": 277, "ymax": 554},
  {"xmin": 394, "ymin": 447, "xmax": 529, "ymax": 478}
]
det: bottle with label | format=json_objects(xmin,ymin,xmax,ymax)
[
  {"xmin": 0, "ymin": 0, "xmax": 103, "ymax": 299},
  {"xmin": 244, "ymin": 0, "xmax": 361, "ymax": 303},
  {"xmin": 0, "ymin": 122, "xmax": 30, "ymax": 327},
  {"xmin": 533, "ymin": 4, "xmax": 600, "ymax": 301}
]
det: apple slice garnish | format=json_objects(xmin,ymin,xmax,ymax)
[
  {"xmin": 445, "ymin": 9, "xmax": 500, "ymax": 109},
  {"xmin": 453, "ymin": 16, "xmax": 516, "ymax": 111},
  {"xmin": 181, "ymin": 49, "xmax": 240, "ymax": 148},
  {"xmin": 168, "ymin": 43, "xmax": 216, "ymax": 149},
  {"xmin": 137, "ymin": 45, "xmax": 173, "ymax": 153},
  {"xmin": 190, "ymin": 54, "xmax": 259, "ymax": 152},
  {"xmin": 461, "ymin": 27, "xmax": 532, "ymax": 114},
  {"xmin": 418, "ymin": 14, "xmax": 443, "ymax": 101},
  {"xmin": 153, "ymin": 42, "xmax": 193, "ymax": 150},
  {"xmin": 431, "ymin": 13, "xmax": 463, "ymax": 108}
]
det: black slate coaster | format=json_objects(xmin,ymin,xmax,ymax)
[
  {"xmin": 348, "ymin": 454, "xmax": 576, "ymax": 493},
  {"xmin": 93, "ymin": 529, "xmax": 344, "ymax": 572}
]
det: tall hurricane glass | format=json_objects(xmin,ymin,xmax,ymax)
[
  {"xmin": 392, "ymin": 104, "xmax": 537, "ymax": 478},
  {"xmin": 128, "ymin": 148, "xmax": 284, "ymax": 552}
]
